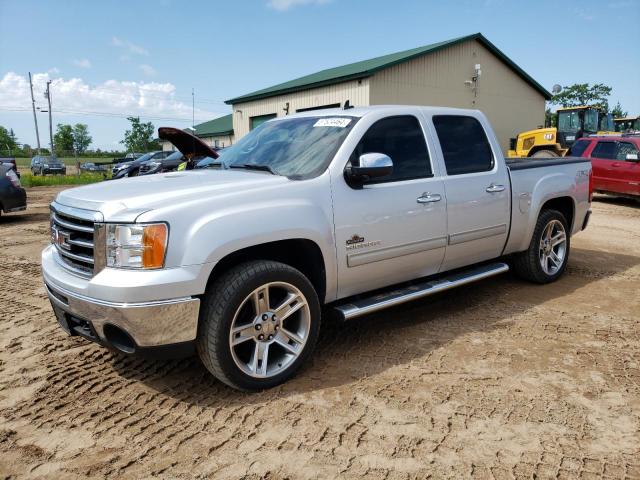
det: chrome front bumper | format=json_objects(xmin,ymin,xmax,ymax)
[{"xmin": 45, "ymin": 280, "xmax": 200, "ymax": 348}]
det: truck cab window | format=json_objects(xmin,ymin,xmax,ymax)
[
  {"xmin": 349, "ymin": 116, "xmax": 432, "ymax": 183},
  {"xmin": 433, "ymin": 115, "xmax": 494, "ymax": 175}
]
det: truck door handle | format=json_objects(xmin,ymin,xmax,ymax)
[
  {"xmin": 417, "ymin": 193, "xmax": 442, "ymax": 204},
  {"xmin": 486, "ymin": 184, "xmax": 505, "ymax": 193}
]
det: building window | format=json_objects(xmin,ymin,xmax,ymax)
[
  {"xmin": 214, "ymin": 139, "xmax": 219, "ymax": 148},
  {"xmin": 296, "ymin": 103, "xmax": 341, "ymax": 113},
  {"xmin": 250, "ymin": 113, "xmax": 277, "ymax": 130}
]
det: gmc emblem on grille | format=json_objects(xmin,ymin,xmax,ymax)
[{"xmin": 52, "ymin": 226, "xmax": 71, "ymax": 250}]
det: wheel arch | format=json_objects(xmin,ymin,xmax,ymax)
[
  {"xmin": 539, "ymin": 196, "xmax": 575, "ymax": 232},
  {"xmin": 204, "ymin": 238, "xmax": 327, "ymax": 304}
]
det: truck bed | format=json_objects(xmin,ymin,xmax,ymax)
[{"xmin": 505, "ymin": 156, "xmax": 588, "ymax": 171}]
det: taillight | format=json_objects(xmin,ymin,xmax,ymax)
[
  {"xmin": 6, "ymin": 168, "xmax": 21, "ymax": 188},
  {"xmin": 588, "ymin": 168, "xmax": 594, "ymax": 202}
]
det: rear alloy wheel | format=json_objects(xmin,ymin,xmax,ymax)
[
  {"xmin": 512, "ymin": 209, "xmax": 570, "ymax": 283},
  {"xmin": 538, "ymin": 219, "xmax": 567, "ymax": 276},
  {"xmin": 197, "ymin": 260, "xmax": 321, "ymax": 391}
]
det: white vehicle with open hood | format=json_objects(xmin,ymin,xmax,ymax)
[{"xmin": 42, "ymin": 105, "xmax": 592, "ymax": 391}]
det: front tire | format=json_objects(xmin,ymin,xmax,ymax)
[
  {"xmin": 512, "ymin": 209, "xmax": 570, "ymax": 284},
  {"xmin": 530, "ymin": 149, "xmax": 559, "ymax": 158},
  {"xmin": 197, "ymin": 260, "xmax": 321, "ymax": 391}
]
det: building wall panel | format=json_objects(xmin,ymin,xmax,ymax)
[
  {"xmin": 232, "ymin": 79, "xmax": 370, "ymax": 139},
  {"xmin": 369, "ymin": 39, "xmax": 546, "ymax": 152}
]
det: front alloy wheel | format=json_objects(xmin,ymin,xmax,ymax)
[
  {"xmin": 197, "ymin": 260, "xmax": 321, "ymax": 391},
  {"xmin": 229, "ymin": 282, "xmax": 311, "ymax": 378}
]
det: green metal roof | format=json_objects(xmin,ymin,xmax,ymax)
[
  {"xmin": 193, "ymin": 114, "xmax": 233, "ymax": 137},
  {"xmin": 225, "ymin": 33, "xmax": 551, "ymax": 104}
]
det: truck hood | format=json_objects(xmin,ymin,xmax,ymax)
[{"xmin": 54, "ymin": 170, "xmax": 289, "ymax": 221}]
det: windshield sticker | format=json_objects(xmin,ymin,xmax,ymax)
[{"xmin": 313, "ymin": 118, "xmax": 352, "ymax": 128}]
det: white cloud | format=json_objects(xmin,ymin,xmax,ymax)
[
  {"xmin": 48, "ymin": 67, "xmax": 60, "ymax": 75},
  {"xmin": 73, "ymin": 58, "xmax": 92, "ymax": 69},
  {"xmin": 139, "ymin": 64, "xmax": 157, "ymax": 76},
  {"xmin": 267, "ymin": 0, "xmax": 331, "ymax": 10},
  {"xmin": 111, "ymin": 36, "xmax": 149, "ymax": 56},
  {"xmin": 0, "ymin": 71, "xmax": 217, "ymax": 123}
]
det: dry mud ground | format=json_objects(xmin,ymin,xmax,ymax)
[{"xmin": 0, "ymin": 186, "xmax": 639, "ymax": 480}]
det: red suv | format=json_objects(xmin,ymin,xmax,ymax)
[{"xmin": 570, "ymin": 136, "xmax": 640, "ymax": 198}]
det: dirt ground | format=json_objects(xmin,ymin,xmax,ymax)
[{"xmin": 1, "ymin": 186, "xmax": 639, "ymax": 479}]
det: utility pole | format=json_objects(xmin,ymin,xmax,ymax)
[
  {"xmin": 45, "ymin": 80, "xmax": 54, "ymax": 155},
  {"xmin": 28, "ymin": 72, "xmax": 42, "ymax": 154}
]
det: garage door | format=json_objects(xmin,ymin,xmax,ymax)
[{"xmin": 250, "ymin": 113, "xmax": 277, "ymax": 130}]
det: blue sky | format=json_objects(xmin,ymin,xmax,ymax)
[{"xmin": 1, "ymin": 0, "xmax": 639, "ymax": 150}]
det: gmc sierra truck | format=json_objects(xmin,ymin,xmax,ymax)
[{"xmin": 42, "ymin": 106, "xmax": 592, "ymax": 391}]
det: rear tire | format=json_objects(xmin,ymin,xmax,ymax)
[
  {"xmin": 197, "ymin": 260, "xmax": 321, "ymax": 391},
  {"xmin": 530, "ymin": 149, "xmax": 559, "ymax": 158},
  {"xmin": 512, "ymin": 209, "xmax": 570, "ymax": 284}
]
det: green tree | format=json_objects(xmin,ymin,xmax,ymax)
[
  {"xmin": 72, "ymin": 123, "xmax": 92, "ymax": 154},
  {"xmin": 550, "ymin": 83, "xmax": 612, "ymax": 111},
  {"xmin": 0, "ymin": 126, "xmax": 18, "ymax": 153},
  {"xmin": 545, "ymin": 108, "xmax": 557, "ymax": 128},
  {"xmin": 54, "ymin": 123, "xmax": 74, "ymax": 154},
  {"xmin": 121, "ymin": 117, "xmax": 158, "ymax": 152},
  {"xmin": 610, "ymin": 102, "xmax": 627, "ymax": 119}
]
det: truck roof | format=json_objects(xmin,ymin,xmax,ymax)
[{"xmin": 271, "ymin": 104, "xmax": 484, "ymax": 120}]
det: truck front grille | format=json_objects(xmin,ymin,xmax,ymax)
[{"xmin": 50, "ymin": 206, "xmax": 99, "ymax": 277}]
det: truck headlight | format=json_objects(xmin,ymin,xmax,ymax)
[{"xmin": 106, "ymin": 223, "xmax": 168, "ymax": 269}]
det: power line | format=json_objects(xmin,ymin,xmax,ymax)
[
  {"xmin": 32, "ymin": 82, "xmax": 229, "ymax": 106},
  {"xmin": 0, "ymin": 105, "xmax": 219, "ymax": 123}
]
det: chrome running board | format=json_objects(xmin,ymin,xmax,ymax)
[{"xmin": 334, "ymin": 262, "xmax": 509, "ymax": 321}]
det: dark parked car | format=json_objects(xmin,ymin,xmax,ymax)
[
  {"xmin": 154, "ymin": 127, "xmax": 220, "ymax": 172},
  {"xmin": 0, "ymin": 157, "xmax": 20, "ymax": 178},
  {"xmin": 79, "ymin": 162, "xmax": 109, "ymax": 173},
  {"xmin": 111, "ymin": 151, "xmax": 171, "ymax": 179},
  {"xmin": 139, "ymin": 151, "xmax": 184, "ymax": 175},
  {"xmin": 31, "ymin": 155, "xmax": 66, "ymax": 175},
  {"xmin": 0, "ymin": 164, "xmax": 26, "ymax": 217}
]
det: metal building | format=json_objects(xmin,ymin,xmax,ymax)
[{"xmin": 225, "ymin": 33, "xmax": 550, "ymax": 153}]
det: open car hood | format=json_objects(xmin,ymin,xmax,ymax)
[{"xmin": 158, "ymin": 127, "xmax": 219, "ymax": 159}]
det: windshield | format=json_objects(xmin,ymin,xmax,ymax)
[
  {"xmin": 165, "ymin": 151, "xmax": 183, "ymax": 160},
  {"xmin": 583, "ymin": 109, "xmax": 598, "ymax": 132},
  {"xmin": 599, "ymin": 113, "xmax": 614, "ymax": 132},
  {"xmin": 195, "ymin": 156, "xmax": 221, "ymax": 169},
  {"xmin": 557, "ymin": 110, "xmax": 581, "ymax": 132},
  {"xmin": 132, "ymin": 152, "xmax": 153, "ymax": 163},
  {"xmin": 218, "ymin": 116, "xmax": 358, "ymax": 179}
]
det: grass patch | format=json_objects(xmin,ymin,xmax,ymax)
[{"xmin": 20, "ymin": 173, "xmax": 108, "ymax": 187}]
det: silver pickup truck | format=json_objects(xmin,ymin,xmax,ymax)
[{"xmin": 42, "ymin": 106, "xmax": 592, "ymax": 390}]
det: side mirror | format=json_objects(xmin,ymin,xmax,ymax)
[
  {"xmin": 626, "ymin": 153, "xmax": 639, "ymax": 161},
  {"xmin": 345, "ymin": 153, "xmax": 393, "ymax": 186}
]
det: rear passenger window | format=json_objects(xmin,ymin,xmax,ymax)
[
  {"xmin": 616, "ymin": 142, "xmax": 639, "ymax": 160},
  {"xmin": 591, "ymin": 142, "xmax": 617, "ymax": 159},
  {"xmin": 350, "ymin": 116, "xmax": 432, "ymax": 183},
  {"xmin": 569, "ymin": 139, "xmax": 590, "ymax": 157},
  {"xmin": 433, "ymin": 115, "xmax": 494, "ymax": 175}
]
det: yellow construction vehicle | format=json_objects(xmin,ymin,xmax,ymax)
[
  {"xmin": 614, "ymin": 116, "xmax": 640, "ymax": 132},
  {"xmin": 508, "ymin": 106, "xmax": 615, "ymax": 157}
]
